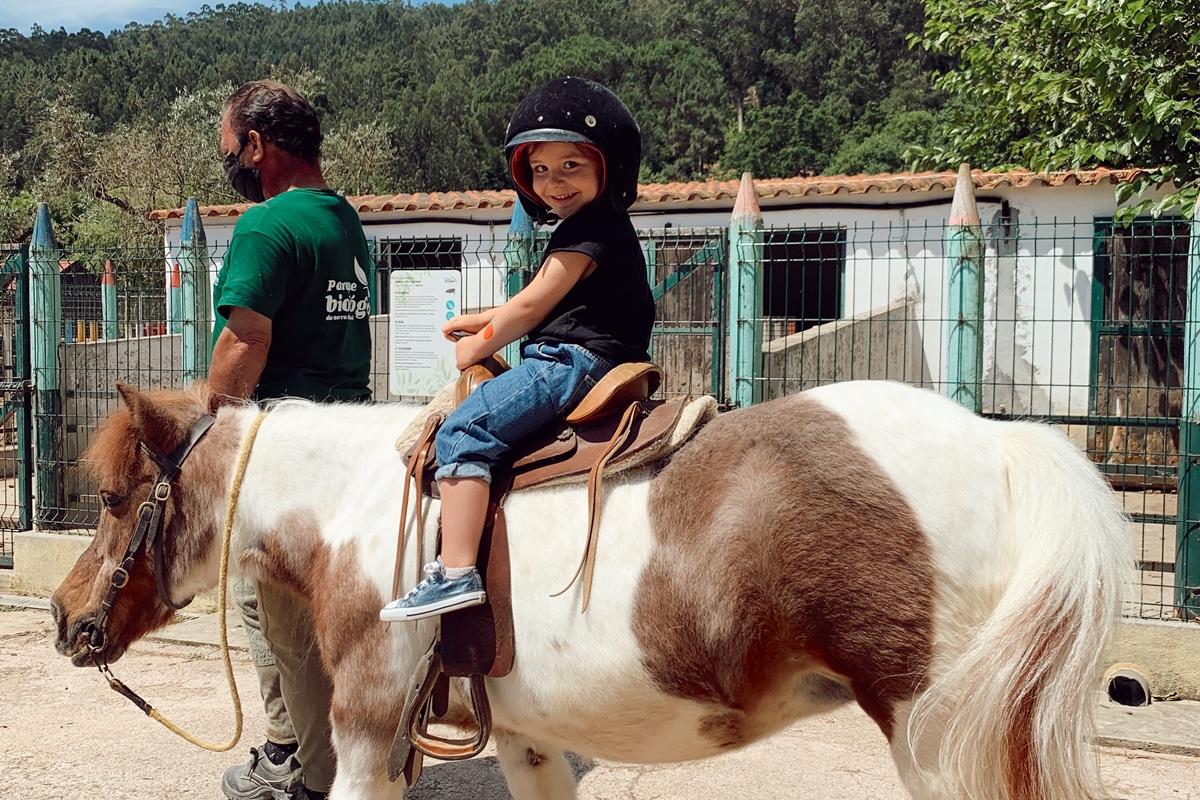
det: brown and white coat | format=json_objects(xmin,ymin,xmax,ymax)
[{"xmin": 53, "ymin": 380, "xmax": 1131, "ymax": 800}]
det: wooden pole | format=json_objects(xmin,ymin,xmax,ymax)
[
  {"xmin": 168, "ymin": 261, "xmax": 182, "ymax": 334},
  {"xmin": 29, "ymin": 203, "xmax": 62, "ymax": 525},
  {"xmin": 180, "ymin": 198, "xmax": 212, "ymax": 384},
  {"xmin": 945, "ymin": 164, "xmax": 985, "ymax": 412},
  {"xmin": 101, "ymin": 260, "xmax": 118, "ymax": 340},
  {"xmin": 503, "ymin": 202, "xmax": 534, "ymax": 365},
  {"xmin": 729, "ymin": 172, "xmax": 763, "ymax": 407}
]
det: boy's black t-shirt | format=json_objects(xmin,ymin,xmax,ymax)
[{"xmin": 524, "ymin": 202, "xmax": 654, "ymax": 364}]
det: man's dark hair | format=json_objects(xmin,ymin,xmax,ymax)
[{"xmin": 224, "ymin": 80, "xmax": 322, "ymax": 163}]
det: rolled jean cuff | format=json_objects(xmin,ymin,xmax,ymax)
[{"xmin": 435, "ymin": 461, "xmax": 493, "ymax": 483}]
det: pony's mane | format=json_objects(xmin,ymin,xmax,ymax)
[{"xmin": 86, "ymin": 383, "xmax": 216, "ymax": 485}]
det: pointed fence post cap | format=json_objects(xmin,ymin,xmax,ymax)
[
  {"xmin": 507, "ymin": 201, "xmax": 533, "ymax": 236},
  {"xmin": 32, "ymin": 202, "xmax": 56, "ymax": 248},
  {"xmin": 181, "ymin": 197, "xmax": 205, "ymax": 243},
  {"xmin": 170, "ymin": 261, "xmax": 181, "ymax": 287},
  {"xmin": 102, "ymin": 260, "xmax": 115, "ymax": 286},
  {"xmin": 949, "ymin": 163, "xmax": 980, "ymax": 227},
  {"xmin": 732, "ymin": 172, "xmax": 761, "ymax": 225}
]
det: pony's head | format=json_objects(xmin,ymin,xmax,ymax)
[{"xmin": 51, "ymin": 382, "xmax": 234, "ymax": 667}]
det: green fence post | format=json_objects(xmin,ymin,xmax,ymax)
[
  {"xmin": 367, "ymin": 237, "xmax": 378, "ymax": 315},
  {"xmin": 1177, "ymin": 196, "xmax": 1200, "ymax": 619},
  {"xmin": 29, "ymin": 203, "xmax": 62, "ymax": 526},
  {"xmin": 503, "ymin": 203, "xmax": 534, "ymax": 365},
  {"xmin": 728, "ymin": 172, "xmax": 763, "ymax": 408},
  {"xmin": 101, "ymin": 259, "xmax": 119, "ymax": 340},
  {"xmin": 945, "ymin": 163, "xmax": 984, "ymax": 412},
  {"xmin": 180, "ymin": 198, "xmax": 212, "ymax": 384}
]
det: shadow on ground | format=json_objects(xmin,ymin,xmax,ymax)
[{"xmin": 408, "ymin": 752, "xmax": 595, "ymax": 799}]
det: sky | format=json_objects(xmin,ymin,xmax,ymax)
[{"xmin": 0, "ymin": 1, "xmax": 300, "ymax": 35}]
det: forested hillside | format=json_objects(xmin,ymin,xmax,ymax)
[{"xmin": 0, "ymin": 0, "xmax": 947, "ymax": 244}]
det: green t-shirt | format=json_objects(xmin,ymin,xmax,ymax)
[{"xmin": 212, "ymin": 188, "xmax": 372, "ymax": 402}]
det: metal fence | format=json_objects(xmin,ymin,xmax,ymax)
[
  {"xmin": 730, "ymin": 215, "xmax": 1197, "ymax": 622},
  {"xmin": 8, "ymin": 204, "xmax": 1200, "ymax": 624}
]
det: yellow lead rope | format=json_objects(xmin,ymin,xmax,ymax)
[{"xmin": 144, "ymin": 410, "xmax": 269, "ymax": 751}]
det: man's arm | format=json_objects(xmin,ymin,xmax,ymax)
[{"xmin": 209, "ymin": 306, "xmax": 273, "ymax": 403}]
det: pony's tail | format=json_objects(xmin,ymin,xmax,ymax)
[{"xmin": 910, "ymin": 421, "xmax": 1132, "ymax": 800}]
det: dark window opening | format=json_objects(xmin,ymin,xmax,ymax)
[{"xmin": 762, "ymin": 227, "xmax": 846, "ymax": 338}]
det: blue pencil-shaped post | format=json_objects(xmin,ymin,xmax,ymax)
[
  {"xmin": 1177, "ymin": 196, "xmax": 1200, "ymax": 619},
  {"xmin": 168, "ymin": 261, "xmax": 182, "ymax": 334},
  {"xmin": 945, "ymin": 163, "xmax": 985, "ymax": 412},
  {"xmin": 29, "ymin": 203, "xmax": 62, "ymax": 525},
  {"xmin": 101, "ymin": 260, "xmax": 119, "ymax": 340},
  {"xmin": 729, "ymin": 172, "xmax": 763, "ymax": 407},
  {"xmin": 180, "ymin": 198, "xmax": 212, "ymax": 383},
  {"xmin": 503, "ymin": 202, "xmax": 534, "ymax": 365}
]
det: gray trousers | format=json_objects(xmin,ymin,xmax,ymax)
[{"xmin": 234, "ymin": 578, "xmax": 337, "ymax": 792}]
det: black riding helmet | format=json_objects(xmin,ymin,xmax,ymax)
[{"xmin": 504, "ymin": 77, "xmax": 641, "ymax": 223}]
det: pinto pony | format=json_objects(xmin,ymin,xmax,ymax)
[{"xmin": 51, "ymin": 380, "xmax": 1131, "ymax": 800}]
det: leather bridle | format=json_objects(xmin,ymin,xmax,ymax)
[{"xmin": 84, "ymin": 414, "xmax": 216, "ymax": 655}]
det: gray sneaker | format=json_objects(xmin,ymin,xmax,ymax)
[
  {"xmin": 222, "ymin": 745, "xmax": 303, "ymax": 800},
  {"xmin": 380, "ymin": 560, "xmax": 486, "ymax": 622}
]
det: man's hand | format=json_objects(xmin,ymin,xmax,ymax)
[{"xmin": 209, "ymin": 306, "xmax": 272, "ymax": 406}]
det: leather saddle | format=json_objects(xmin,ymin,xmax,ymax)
[{"xmin": 387, "ymin": 357, "xmax": 692, "ymax": 787}]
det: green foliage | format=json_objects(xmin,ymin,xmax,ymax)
[
  {"xmin": 0, "ymin": 0, "xmax": 946, "ymax": 246},
  {"xmin": 916, "ymin": 0, "xmax": 1200, "ymax": 217},
  {"xmin": 721, "ymin": 93, "xmax": 839, "ymax": 179}
]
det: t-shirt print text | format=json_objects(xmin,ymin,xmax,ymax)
[{"xmin": 325, "ymin": 258, "xmax": 371, "ymax": 321}]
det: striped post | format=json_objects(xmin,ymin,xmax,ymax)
[
  {"xmin": 728, "ymin": 172, "xmax": 763, "ymax": 408},
  {"xmin": 179, "ymin": 198, "xmax": 212, "ymax": 383},
  {"xmin": 1177, "ymin": 196, "xmax": 1200, "ymax": 619},
  {"xmin": 101, "ymin": 260, "xmax": 118, "ymax": 340},
  {"xmin": 29, "ymin": 203, "xmax": 62, "ymax": 525},
  {"xmin": 945, "ymin": 163, "xmax": 985, "ymax": 412},
  {"xmin": 168, "ymin": 261, "xmax": 182, "ymax": 334},
  {"xmin": 503, "ymin": 202, "xmax": 534, "ymax": 365}
]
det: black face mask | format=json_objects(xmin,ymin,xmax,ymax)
[{"xmin": 223, "ymin": 141, "xmax": 265, "ymax": 203}]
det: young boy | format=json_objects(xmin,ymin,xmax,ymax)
[{"xmin": 380, "ymin": 76, "xmax": 653, "ymax": 622}]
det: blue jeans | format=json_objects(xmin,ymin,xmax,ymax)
[{"xmin": 434, "ymin": 343, "xmax": 614, "ymax": 484}]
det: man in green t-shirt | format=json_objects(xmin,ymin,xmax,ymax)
[{"xmin": 212, "ymin": 79, "xmax": 370, "ymax": 800}]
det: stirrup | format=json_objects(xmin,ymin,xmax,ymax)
[{"xmin": 388, "ymin": 634, "xmax": 492, "ymax": 785}]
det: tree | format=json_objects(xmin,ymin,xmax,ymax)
[
  {"xmin": 916, "ymin": 0, "xmax": 1200, "ymax": 216},
  {"xmin": 721, "ymin": 92, "xmax": 838, "ymax": 179}
]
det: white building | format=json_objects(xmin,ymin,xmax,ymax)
[{"xmin": 152, "ymin": 168, "xmax": 1180, "ymax": 436}]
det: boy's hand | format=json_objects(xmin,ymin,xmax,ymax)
[
  {"xmin": 442, "ymin": 315, "xmax": 484, "ymax": 341},
  {"xmin": 454, "ymin": 335, "xmax": 487, "ymax": 370}
]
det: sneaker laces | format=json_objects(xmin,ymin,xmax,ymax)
[{"xmin": 401, "ymin": 561, "xmax": 444, "ymax": 600}]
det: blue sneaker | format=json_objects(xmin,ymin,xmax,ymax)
[{"xmin": 380, "ymin": 560, "xmax": 487, "ymax": 622}]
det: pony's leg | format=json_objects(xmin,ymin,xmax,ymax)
[
  {"xmin": 327, "ymin": 725, "xmax": 405, "ymax": 800},
  {"xmin": 887, "ymin": 700, "xmax": 943, "ymax": 800},
  {"xmin": 494, "ymin": 729, "xmax": 576, "ymax": 800}
]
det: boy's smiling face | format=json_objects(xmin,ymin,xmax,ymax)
[{"xmin": 528, "ymin": 141, "xmax": 602, "ymax": 219}]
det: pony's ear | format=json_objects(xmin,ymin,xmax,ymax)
[{"xmin": 115, "ymin": 382, "xmax": 184, "ymax": 456}]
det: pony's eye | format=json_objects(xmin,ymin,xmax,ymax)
[{"xmin": 99, "ymin": 491, "xmax": 124, "ymax": 510}]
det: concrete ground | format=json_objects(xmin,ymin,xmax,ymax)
[{"xmin": 2, "ymin": 604, "xmax": 1198, "ymax": 800}]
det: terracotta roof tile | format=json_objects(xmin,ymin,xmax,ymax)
[{"xmin": 148, "ymin": 168, "xmax": 1149, "ymax": 221}]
